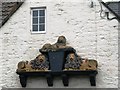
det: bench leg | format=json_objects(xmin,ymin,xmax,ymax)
[
  {"xmin": 19, "ymin": 75, "xmax": 27, "ymax": 87},
  {"xmin": 62, "ymin": 74, "xmax": 69, "ymax": 86},
  {"xmin": 89, "ymin": 74, "xmax": 96, "ymax": 86},
  {"xmin": 46, "ymin": 74, "xmax": 53, "ymax": 86}
]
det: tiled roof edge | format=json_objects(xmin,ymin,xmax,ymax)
[
  {"xmin": 100, "ymin": 1, "xmax": 120, "ymax": 22},
  {"xmin": 0, "ymin": 2, "xmax": 24, "ymax": 28}
]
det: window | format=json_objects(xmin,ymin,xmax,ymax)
[{"xmin": 31, "ymin": 7, "xmax": 46, "ymax": 33}]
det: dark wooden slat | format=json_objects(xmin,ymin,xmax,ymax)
[{"xmin": 16, "ymin": 70, "xmax": 98, "ymax": 87}]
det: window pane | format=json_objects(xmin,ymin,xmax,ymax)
[
  {"xmin": 33, "ymin": 25, "xmax": 38, "ymax": 31},
  {"xmin": 33, "ymin": 10, "xmax": 38, "ymax": 17},
  {"xmin": 33, "ymin": 17, "xmax": 38, "ymax": 24},
  {"xmin": 39, "ymin": 25, "xmax": 45, "ymax": 31},
  {"xmin": 39, "ymin": 10, "xmax": 45, "ymax": 16},
  {"xmin": 39, "ymin": 17, "xmax": 45, "ymax": 23}
]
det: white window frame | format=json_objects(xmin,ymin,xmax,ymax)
[{"xmin": 31, "ymin": 7, "xmax": 46, "ymax": 34}]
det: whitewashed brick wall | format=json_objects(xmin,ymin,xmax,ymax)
[{"xmin": 0, "ymin": 0, "xmax": 118, "ymax": 88}]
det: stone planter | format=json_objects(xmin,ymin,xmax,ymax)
[{"xmin": 48, "ymin": 51, "xmax": 65, "ymax": 72}]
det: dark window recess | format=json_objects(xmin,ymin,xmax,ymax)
[
  {"xmin": 39, "ymin": 10, "xmax": 45, "ymax": 16},
  {"xmin": 33, "ymin": 25, "xmax": 38, "ymax": 31},
  {"xmin": 39, "ymin": 17, "xmax": 45, "ymax": 23},
  {"xmin": 33, "ymin": 10, "xmax": 38, "ymax": 17},
  {"xmin": 39, "ymin": 25, "xmax": 45, "ymax": 31},
  {"xmin": 33, "ymin": 17, "xmax": 38, "ymax": 24}
]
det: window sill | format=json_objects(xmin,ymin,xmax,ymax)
[{"xmin": 31, "ymin": 31, "xmax": 46, "ymax": 34}]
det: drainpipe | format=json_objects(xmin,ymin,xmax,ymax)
[{"xmin": 98, "ymin": 0, "xmax": 120, "ymax": 22}]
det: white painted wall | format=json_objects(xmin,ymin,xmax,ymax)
[{"xmin": 0, "ymin": 0, "xmax": 118, "ymax": 88}]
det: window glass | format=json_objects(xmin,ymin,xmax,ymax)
[
  {"xmin": 31, "ymin": 8, "xmax": 46, "ymax": 33},
  {"xmin": 39, "ymin": 10, "xmax": 45, "ymax": 16},
  {"xmin": 33, "ymin": 25, "xmax": 38, "ymax": 31},
  {"xmin": 33, "ymin": 17, "xmax": 38, "ymax": 24},
  {"xmin": 39, "ymin": 25, "xmax": 45, "ymax": 31},
  {"xmin": 39, "ymin": 17, "xmax": 45, "ymax": 23},
  {"xmin": 33, "ymin": 10, "xmax": 38, "ymax": 17}
]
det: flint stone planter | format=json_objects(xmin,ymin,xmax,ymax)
[{"xmin": 48, "ymin": 51, "xmax": 65, "ymax": 72}]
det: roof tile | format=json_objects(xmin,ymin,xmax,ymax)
[{"xmin": 0, "ymin": 2, "xmax": 24, "ymax": 27}]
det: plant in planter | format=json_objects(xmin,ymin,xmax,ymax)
[
  {"xmin": 30, "ymin": 54, "xmax": 49, "ymax": 71},
  {"xmin": 64, "ymin": 53, "xmax": 82, "ymax": 70},
  {"xmin": 17, "ymin": 54, "xmax": 49, "ymax": 72}
]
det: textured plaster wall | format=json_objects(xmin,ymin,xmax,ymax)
[
  {"xmin": 0, "ymin": 0, "xmax": 118, "ymax": 88},
  {"xmin": 118, "ymin": 23, "xmax": 120, "ymax": 89}
]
